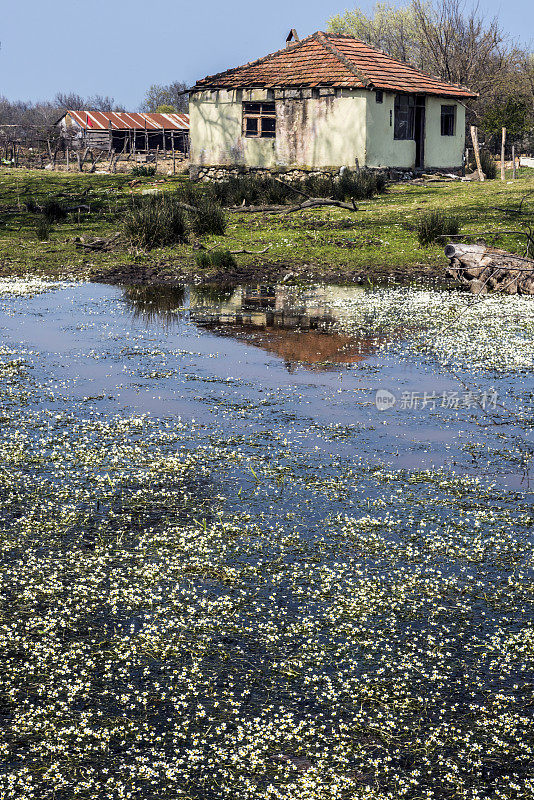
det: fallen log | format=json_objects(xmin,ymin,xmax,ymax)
[
  {"xmin": 229, "ymin": 198, "xmax": 358, "ymax": 214},
  {"xmin": 444, "ymin": 242, "xmax": 534, "ymax": 295},
  {"xmin": 74, "ymin": 233, "xmax": 121, "ymax": 252}
]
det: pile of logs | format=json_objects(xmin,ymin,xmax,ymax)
[{"xmin": 444, "ymin": 243, "xmax": 534, "ymax": 295}]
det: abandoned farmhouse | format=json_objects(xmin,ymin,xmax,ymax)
[
  {"xmin": 189, "ymin": 31, "xmax": 477, "ymax": 177},
  {"xmin": 56, "ymin": 111, "xmax": 190, "ymax": 155}
]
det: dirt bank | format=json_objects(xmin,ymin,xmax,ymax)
[{"xmin": 90, "ymin": 257, "xmax": 453, "ymax": 288}]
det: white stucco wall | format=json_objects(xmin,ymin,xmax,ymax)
[{"xmin": 190, "ymin": 88, "xmax": 466, "ymax": 170}]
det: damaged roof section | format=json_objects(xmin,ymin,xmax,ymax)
[
  {"xmin": 58, "ymin": 111, "xmax": 190, "ymax": 130},
  {"xmin": 193, "ymin": 31, "xmax": 477, "ymax": 99}
]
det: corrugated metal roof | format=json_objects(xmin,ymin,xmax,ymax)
[
  {"xmin": 193, "ymin": 31, "xmax": 477, "ymax": 99},
  {"xmin": 61, "ymin": 111, "xmax": 189, "ymax": 130}
]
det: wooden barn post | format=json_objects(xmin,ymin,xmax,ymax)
[
  {"xmin": 500, "ymin": 127, "xmax": 506, "ymax": 180},
  {"xmin": 470, "ymin": 126, "xmax": 484, "ymax": 182}
]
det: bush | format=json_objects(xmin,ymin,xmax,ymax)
[
  {"xmin": 42, "ymin": 198, "xmax": 67, "ymax": 222},
  {"xmin": 25, "ymin": 198, "xmax": 39, "ymax": 214},
  {"xmin": 190, "ymin": 199, "xmax": 226, "ymax": 236},
  {"xmin": 469, "ymin": 149, "xmax": 497, "ymax": 179},
  {"xmin": 173, "ymin": 183, "xmax": 205, "ymax": 207},
  {"xmin": 207, "ymin": 175, "xmax": 291, "ymax": 207},
  {"xmin": 206, "ymin": 170, "xmax": 388, "ymax": 207},
  {"xmin": 35, "ymin": 217, "xmax": 52, "ymax": 241},
  {"xmin": 131, "ymin": 165, "xmax": 156, "ymax": 177},
  {"xmin": 123, "ymin": 194, "xmax": 187, "ymax": 248},
  {"xmin": 302, "ymin": 174, "xmax": 335, "ymax": 198},
  {"xmin": 416, "ymin": 210, "xmax": 461, "ymax": 246},
  {"xmin": 195, "ymin": 249, "xmax": 237, "ymax": 270},
  {"xmin": 334, "ymin": 169, "xmax": 387, "ymax": 201}
]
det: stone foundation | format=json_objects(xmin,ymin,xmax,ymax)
[{"xmin": 190, "ymin": 164, "xmax": 463, "ymax": 182}]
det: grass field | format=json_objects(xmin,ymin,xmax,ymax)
[{"xmin": 1, "ymin": 166, "xmax": 533, "ymax": 283}]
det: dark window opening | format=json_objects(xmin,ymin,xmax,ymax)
[
  {"xmin": 441, "ymin": 105, "xmax": 456, "ymax": 136},
  {"xmin": 245, "ymin": 117, "xmax": 258, "ymax": 136},
  {"xmin": 394, "ymin": 94, "xmax": 415, "ymax": 140},
  {"xmin": 243, "ymin": 101, "xmax": 276, "ymax": 138},
  {"xmin": 375, "ymin": 90, "xmax": 383, "ymax": 103}
]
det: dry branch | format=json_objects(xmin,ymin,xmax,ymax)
[
  {"xmin": 229, "ymin": 198, "xmax": 358, "ymax": 214},
  {"xmin": 74, "ymin": 233, "xmax": 121, "ymax": 251}
]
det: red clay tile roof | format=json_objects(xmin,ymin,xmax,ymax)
[{"xmin": 193, "ymin": 31, "xmax": 477, "ymax": 99}]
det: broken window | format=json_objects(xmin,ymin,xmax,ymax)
[
  {"xmin": 394, "ymin": 94, "xmax": 415, "ymax": 140},
  {"xmin": 242, "ymin": 102, "xmax": 276, "ymax": 138},
  {"xmin": 441, "ymin": 105, "xmax": 456, "ymax": 136}
]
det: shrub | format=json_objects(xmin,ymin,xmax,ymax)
[
  {"xmin": 123, "ymin": 194, "xmax": 187, "ymax": 248},
  {"xmin": 416, "ymin": 210, "xmax": 461, "ymax": 246},
  {"xmin": 190, "ymin": 199, "xmax": 226, "ymax": 236},
  {"xmin": 35, "ymin": 217, "xmax": 52, "ymax": 241},
  {"xmin": 195, "ymin": 249, "xmax": 237, "ymax": 270},
  {"xmin": 302, "ymin": 174, "xmax": 335, "ymax": 198},
  {"xmin": 25, "ymin": 198, "xmax": 39, "ymax": 214},
  {"xmin": 334, "ymin": 169, "xmax": 388, "ymax": 201},
  {"xmin": 469, "ymin": 149, "xmax": 497, "ymax": 179},
  {"xmin": 173, "ymin": 183, "xmax": 205, "ymax": 207},
  {"xmin": 207, "ymin": 175, "xmax": 290, "ymax": 207},
  {"xmin": 131, "ymin": 165, "xmax": 156, "ymax": 177},
  {"xmin": 190, "ymin": 170, "xmax": 387, "ymax": 209},
  {"xmin": 42, "ymin": 198, "xmax": 67, "ymax": 222}
]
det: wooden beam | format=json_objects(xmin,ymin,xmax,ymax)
[
  {"xmin": 500, "ymin": 127, "xmax": 506, "ymax": 181},
  {"xmin": 470, "ymin": 126, "xmax": 484, "ymax": 182}
]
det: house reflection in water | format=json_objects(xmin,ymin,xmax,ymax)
[{"xmin": 189, "ymin": 284, "xmax": 379, "ymax": 372}]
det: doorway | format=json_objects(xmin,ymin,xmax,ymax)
[{"xmin": 414, "ymin": 95, "xmax": 426, "ymax": 168}]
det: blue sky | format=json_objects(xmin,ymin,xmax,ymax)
[{"xmin": 1, "ymin": 0, "xmax": 531, "ymax": 108}]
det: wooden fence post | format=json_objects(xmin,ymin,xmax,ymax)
[
  {"xmin": 500, "ymin": 127, "xmax": 506, "ymax": 181},
  {"xmin": 470, "ymin": 126, "xmax": 484, "ymax": 182}
]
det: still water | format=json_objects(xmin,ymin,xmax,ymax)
[
  {"xmin": 1, "ymin": 280, "xmax": 533, "ymax": 800},
  {"xmin": 2, "ymin": 281, "xmax": 531, "ymax": 487}
]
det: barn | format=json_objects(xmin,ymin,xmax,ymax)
[
  {"xmin": 189, "ymin": 30, "xmax": 477, "ymax": 178},
  {"xmin": 56, "ymin": 110, "xmax": 190, "ymax": 156}
]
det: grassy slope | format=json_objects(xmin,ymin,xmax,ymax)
[{"xmin": 1, "ymin": 167, "xmax": 533, "ymax": 282}]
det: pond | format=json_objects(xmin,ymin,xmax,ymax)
[{"xmin": 0, "ymin": 278, "xmax": 533, "ymax": 800}]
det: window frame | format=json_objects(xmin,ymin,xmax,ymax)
[
  {"xmin": 375, "ymin": 90, "xmax": 384, "ymax": 104},
  {"xmin": 440, "ymin": 104, "xmax": 456, "ymax": 136},
  {"xmin": 242, "ymin": 101, "xmax": 277, "ymax": 139},
  {"xmin": 394, "ymin": 94, "xmax": 415, "ymax": 140}
]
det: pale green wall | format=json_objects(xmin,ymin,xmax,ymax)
[
  {"xmin": 365, "ymin": 91, "xmax": 415, "ymax": 168},
  {"xmin": 424, "ymin": 96, "xmax": 465, "ymax": 168},
  {"xmin": 275, "ymin": 91, "xmax": 367, "ymax": 167},
  {"xmin": 190, "ymin": 88, "xmax": 465, "ymax": 169},
  {"xmin": 190, "ymin": 89, "xmax": 367, "ymax": 168}
]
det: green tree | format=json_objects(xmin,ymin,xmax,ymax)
[
  {"xmin": 480, "ymin": 97, "xmax": 531, "ymax": 140},
  {"xmin": 328, "ymin": 0, "xmax": 515, "ymax": 96},
  {"xmin": 155, "ymin": 104, "xmax": 176, "ymax": 113},
  {"xmin": 142, "ymin": 81, "xmax": 188, "ymax": 113}
]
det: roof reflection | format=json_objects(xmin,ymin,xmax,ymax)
[{"xmin": 189, "ymin": 284, "xmax": 379, "ymax": 372}]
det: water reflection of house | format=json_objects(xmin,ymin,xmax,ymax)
[{"xmin": 189, "ymin": 284, "xmax": 378, "ymax": 371}]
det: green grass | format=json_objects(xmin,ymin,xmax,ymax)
[{"xmin": 1, "ymin": 166, "xmax": 533, "ymax": 282}]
